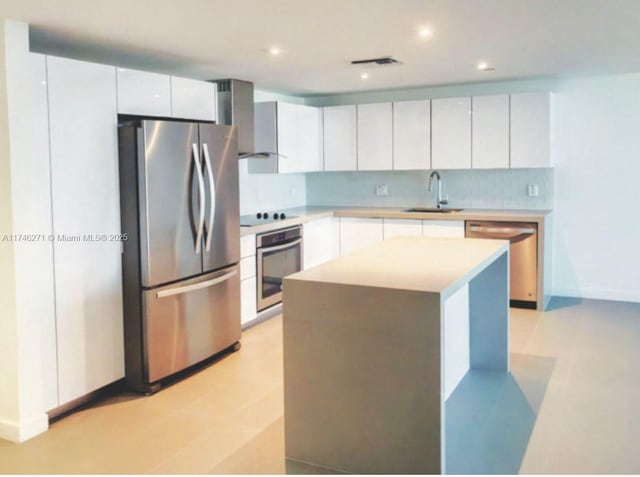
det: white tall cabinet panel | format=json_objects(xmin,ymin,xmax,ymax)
[
  {"xmin": 472, "ymin": 95, "xmax": 509, "ymax": 169},
  {"xmin": 510, "ymin": 92, "xmax": 551, "ymax": 168},
  {"xmin": 339, "ymin": 217, "xmax": 383, "ymax": 256},
  {"xmin": 393, "ymin": 100, "xmax": 431, "ymax": 170},
  {"xmin": 8, "ymin": 52, "xmax": 59, "ymax": 411},
  {"xmin": 47, "ymin": 56, "xmax": 125, "ymax": 405},
  {"xmin": 116, "ymin": 68, "xmax": 171, "ymax": 116},
  {"xmin": 299, "ymin": 105, "xmax": 323, "ymax": 172},
  {"xmin": 357, "ymin": 102, "xmax": 392, "ymax": 171},
  {"xmin": 431, "ymin": 97, "xmax": 471, "ymax": 169},
  {"xmin": 303, "ymin": 217, "xmax": 337, "ymax": 269},
  {"xmin": 323, "ymin": 105, "xmax": 357, "ymax": 171},
  {"xmin": 383, "ymin": 219, "xmax": 423, "ymax": 239},
  {"xmin": 170, "ymin": 76, "xmax": 217, "ymax": 121}
]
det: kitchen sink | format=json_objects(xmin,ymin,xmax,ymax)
[{"xmin": 404, "ymin": 207, "xmax": 463, "ymax": 213}]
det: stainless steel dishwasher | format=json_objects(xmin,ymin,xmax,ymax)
[{"xmin": 465, "ymin": 221, "xmax": 538, "ymax": 309}]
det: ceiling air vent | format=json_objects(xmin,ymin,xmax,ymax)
[{"xmin": 351, "ymin": 56, "xmax": 401, "ymax": 66}]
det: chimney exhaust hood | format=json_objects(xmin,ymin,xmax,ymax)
[{"xmin": 214, "ymin": 79, "xmax": 280, "ymax": 160}]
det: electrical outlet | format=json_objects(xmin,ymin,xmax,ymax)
[
  {"xmin": 290, "ymin": 187, "xmax": 296, "ymax": 198},
  {"xmin": 527, "ymin": 184, "xmax": 539, "ymax": 197},
  {"xmin": 375, "ymin": 184, "xmax": 389, "ymax": 197}
]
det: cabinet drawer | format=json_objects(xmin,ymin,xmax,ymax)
[
  {"xmin": 241, "ymin": 234, "xmax": 256, "ymax": 258},
  {"xmin": 240, "ymin": 255, "xmax": 256, "ymax": 280}
]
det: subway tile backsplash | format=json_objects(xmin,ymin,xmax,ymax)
[{"xmin": 305, "ymin": 168, "xmax": 554, "ymax": 209}]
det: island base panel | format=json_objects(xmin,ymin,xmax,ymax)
[{"xmin": 283, "ymin": 280, "xmax": 443, "ymax": 474}]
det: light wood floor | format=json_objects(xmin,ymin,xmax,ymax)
[{"xmin": 1, "ymin": 297, "xmax": 640, "ymax": 474}]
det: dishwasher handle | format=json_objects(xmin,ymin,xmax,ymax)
[{"xmin": 468, "ymin": 225, "xmax": 535, "ymax": 236}]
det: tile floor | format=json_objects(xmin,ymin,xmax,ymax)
[{"xmin": 0, "ymin": 297, "xmax": 639, "ymax": 474}]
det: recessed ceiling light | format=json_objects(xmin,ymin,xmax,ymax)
[
  {"xmin": 360, "ymin": 72, "xmax": 369, "ymax": 80},
  {"xmin": 418, "ymin": 27, "xmax": 433, "ymax": 38},
  {"xmin": 477, "ymin": 61, "xmax": 495, "ymax": 71},
  {"xmin": 268, "ymin": 46, "xmax": 282, "ymax": 56}
]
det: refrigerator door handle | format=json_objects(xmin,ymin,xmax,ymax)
[
  {"xmin": 156, "ymin": 268, "xmax": 238, "ymax": 299},
  {"xmin": 202, "ymin": 143, "xmax": 216, "ymax": 252},
  {"xmin": 192, "ymin": 143, "xmax": 206, "ymax": 254}
]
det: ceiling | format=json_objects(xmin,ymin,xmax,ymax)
[{"xmin": 2, "ymin": 0, "xmax": 640, "ymax": 96}]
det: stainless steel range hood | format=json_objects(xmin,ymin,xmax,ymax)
[{"xmin": 214, "ymin": 79, "xmax": 279, "ymax": 161}]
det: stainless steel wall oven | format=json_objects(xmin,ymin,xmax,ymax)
[{"xmin": 256, "ymin": 226, "xmax": 303, "ymax": 311}]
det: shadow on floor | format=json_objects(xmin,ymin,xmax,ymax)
[
  {"xmin": 445, "ymin": 354, "xmax": 556, "ymax": 475},
  {"xmin": 546, "ymin": 296, "xmax": 583, "ymax": 311}
]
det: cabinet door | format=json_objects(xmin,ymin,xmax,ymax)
[
  {"xmin": 510, "ymin": 92, "xmax": 551, "ymax": 168},
  {"xmin": 432, "ymin": 97, "xmax": 471, "ymax": 169},
  {"xmin": 171, "ymin": 76, "xmax": 217, "ymax": 121},
  {"xmin": 357, "ymin": 102, "xmax": 392, "ymax": 171},
  {"xmin": 303, "ymin": 217, "xmax": 337, "ymax": 269},
  {"xmin": 339, "ymin": 217, "xmax": 384, "ymax": 256},
  {"xmin": 383, "ymin": 219, "xmax": 423, "ymax": 239},
  {"xmin": 422, "ymin": 220, "xmax": 465, "ymax": 238},
  {"xmin": 323, "ymin": 105, "xmax": 357, "ymax": 171},
  {"xmin": 47, "ymin": 56, "xmax": 124, "ymax": 405},
  {"xmin": 472, "ymin": 95, "xmax": 509, "ymax": 169},
  {"xmin": 241, "ymin": 277, "xmax": 257, "ymax": 325},
  {"xmin": 299, "ymin": 105, "xmax": 323, "ymax": 172},
  {"xmin": 393, "ymin": 100, "xmax": 431, "ymax": 170},
  {"xmin": 116, "ymin": 67, "xmax": 171, "ymax": 116},
  {"xmin": 277, "ymin": 102, "xmax": 300, "ymax": 173}
]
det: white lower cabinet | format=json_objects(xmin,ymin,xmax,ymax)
[
  {"xmin": 383, "ymin": 219, "xmax": 423, "ymax": 239},
  {"xmin": 240, "ymin": 234, "xmax": 257, "ymax": 326},
  {"xmin": 339, "ymin": 217, "xmax": 384, "ymax": 256},
  {"xmin": 422, "ymin": 220, "xmax": 465, "ymax": 238},
  {"xmin": 303, "ymin": 217, "xmax": 337, "ymax": 269},
  {"xmin": 241, "ymin": 277, "xmax": 257, "ymax": 326},
  {"xmin": 46, "ymin": 55, "xmax": 124, "ymax": 405}
]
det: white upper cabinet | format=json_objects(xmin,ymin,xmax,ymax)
[
  {"xmin": 393, "ymin": 100, "xmax": 431, "ymax": 170},
  {"xmin": 323, "ymin": 105, "xmax": 357, "ymax": 171},
  {"xmin": 276, "ymin": 101, "xmax": 300, "ymax": 173},
  {"xmin": 431, "ymin": 97, "xmax": 472, "ymax": 169},
  {"xmin": 299, "ymin": 104, "xmax": 323, "ymax": 172},
  {"xmin": 170, "ymin": 76, "xmax": 217, "ymax": 121},
  {"xmin": 116, "ymin": 68, "xmax": 171, "ymax": 117},
  {"xmin": 253, "ymin": 102, "xmax": 322, "ymax": 173},
  {"xmin": 46, "ymin": 56, "xmax": 124, "ymax": 405},
  {"xmin": 472, "ymin": 95, "xmax": 509, "ymax": 169},
  {"xmin": 357, "ymin": 102, "xmax": 393, "ymax": 171},
  {"xmin": 510, "ymin": 92, "xmax": 551, "ymax": 168}
]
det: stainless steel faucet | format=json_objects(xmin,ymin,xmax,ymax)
[{"xmin": 428, "ymin": 171, "xmax": 448, "ymax": 209}]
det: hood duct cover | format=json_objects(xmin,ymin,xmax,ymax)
[{"xmin": 214, "ymin": 79, "xmax": 279, "ymax": 160}]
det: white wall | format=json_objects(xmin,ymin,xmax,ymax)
[{"xmin": 551, "ymin": 74, "xmax": 640, "ymax": 302}]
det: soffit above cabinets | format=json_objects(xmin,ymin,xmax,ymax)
[{"xmin": 6, "ymin": 0, "xmax": 640, "ymax": 95}]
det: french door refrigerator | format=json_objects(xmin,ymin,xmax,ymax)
[{"xmin": 118, "ymin": 119, "xmax": 240, "ymax": 394}]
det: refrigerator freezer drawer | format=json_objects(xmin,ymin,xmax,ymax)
[{"xmin": 142, "ymin": 265, "xmax": 241, "ymax": 383}]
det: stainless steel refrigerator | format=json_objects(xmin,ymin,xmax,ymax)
[{"xmin": 118, "ymin": 119, "xmax": 241, "ymax": 394}]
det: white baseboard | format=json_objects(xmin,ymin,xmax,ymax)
[
  {"xmin": 0, "ymin": 413, "xmax": 48, "ymax": 443},
  {"xmin": 552, "ymin": 287, "xmax": 640, "ymax": 304}
]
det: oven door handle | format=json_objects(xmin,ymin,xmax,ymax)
[{"xmin": 259, "ymin": 238, "xmax": 302, "ymax": 254}]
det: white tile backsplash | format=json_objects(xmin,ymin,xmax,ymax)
[{"xmin": 306, "ymin": 168, "xmax": 553, "ymax": 210}]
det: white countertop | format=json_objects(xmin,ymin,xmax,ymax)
[{"xmin": 286, "ymin": 236, "xmax": 509, "ymax": 299}]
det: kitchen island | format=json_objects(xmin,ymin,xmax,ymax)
[{"xmin": 282, "ymin": 236, "xmax": 510, "ymax": 474}]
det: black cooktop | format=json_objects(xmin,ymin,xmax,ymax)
[{"xmin": 240, "ymin": 211, "xmax": 298, "ymax": 227}]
